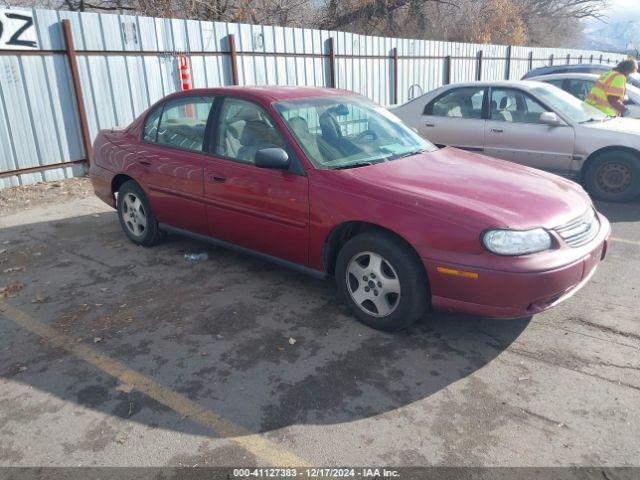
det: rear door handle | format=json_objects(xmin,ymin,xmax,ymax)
[
  {"xmin": 425, "ymin": 122, "xmax": 435, "ymax": 127},
  {"xmin": 139, "ymin": 160, "xmax": 151, "ymax": 167},
  {"xmin": 209, "ymin": 174, "xmax": 226, "ymax": 183},
  {"xmin": 491, "ymin": 128, "xmax": 504, "ymax": 133}
]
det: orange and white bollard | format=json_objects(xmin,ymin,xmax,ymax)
[{"xmin": 179, "ymin": 54, "xmax": 191, "ymax": 91}]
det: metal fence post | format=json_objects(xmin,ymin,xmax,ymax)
[
  {"xmin": 505, "ymin": 45, "xmax": 512, "ymax": 80},
  {"xmin": 444, "ymin": 55, "xmax": 451, "ymax": 85},
  {"xmin": 549, "ymin": 54, "xmax": 554, "ymax": 66},
  {"xmin": 599, "ymin": 54, "xmax": 603, "ymax": 63},
  {"xmin": 589, "ymin": 54, "xmax": 593, "ymax": 63},
  {"xmin": 392, "ymin": 46, "xmax": 399, "ymax": 105},
  {"xmin": 228, "ymin": 34, "xmax": 239, "ymax": 85},
  {"xmin": 528, "ymin": 51, "xmax": 533, "ymax": 71},
  {"xmin": 61, "ymin": 19, "xmax": 92, "ymax": 166},
  {"xmin": 476, "ymin": 50, "xmax": 483, "ymax": 81},
  {"xmin": 566, "ymin": 53, "xmax": 571, "ymax": 64},
  {"xmin": 579, "ymin": 55, "xmax": 583, "ymax": 63},
  {"xmin": 328, "ymin": 37, "xmax": 336, "ymax": 88}
]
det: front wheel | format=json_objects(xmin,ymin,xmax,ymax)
[
  {"xmin": 335, "ymin": 231, "xmax": 429, "ymax": 331},
  {"xmin": 583, "ymin": 151, "xmax": 640, "ymax": 202}
]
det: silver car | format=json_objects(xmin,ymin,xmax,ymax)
[
  {"xmin": 392, "ymin": 81, "xmax": 640, "ymax": 202},
  {"xmin": 529, "ymin": 72, "xmax": 640, "ymax": 119}
]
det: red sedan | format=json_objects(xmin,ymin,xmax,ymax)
[{"xmin": 90, "ymin": 86, "xmax": 610, "ymax": 331}]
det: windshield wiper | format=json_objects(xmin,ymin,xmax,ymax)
[
  {"xmin": 332, "ymin": 161, "xmax": 375, "ymax": 170},
  {"xmin": 389, "ymin": 149, "xmax": 426, "ymax": 160}
]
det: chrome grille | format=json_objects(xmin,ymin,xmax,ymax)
[{"xmin": 553, "ymin": 209, "xmax": 600, "ymax": 248}]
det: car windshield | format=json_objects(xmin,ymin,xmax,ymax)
[
  {"xmin": 274, "ymin": 96, "xmax": 436, "ymax": 169},
  {"xmin": 531, "ymin": 85, "xmax": 610, "ymax": 123}
]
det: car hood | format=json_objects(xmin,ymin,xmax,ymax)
[
  {"xmin": 335, "ymin": 148, "xmax": 591, "ymax": 230},
  {"xmin": 583, "ymin": 117, "xmax": 640, "ymax": 135}
]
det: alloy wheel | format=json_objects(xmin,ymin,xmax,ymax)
[
  {"xmin": 121, "ymin": 192, "xmax": 147, "ymax": 237},
  {"xmin": 346, "ymin": 251, "xmax": 401, "ymax": 317}
]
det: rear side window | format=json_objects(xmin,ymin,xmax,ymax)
[
  {"xmin": 566, "ymin": 79, "xmax": 594, "ymax": 101},
  {"xmin": 425, "ymin": 88, "xmax": 484, "ymax": 119},
  {"xmin": 155, "ymin": 96, "xmax": 215, "ymax": 152},
  {"xmin": 142, "ymin": 107, "xmax": 161, "ymax": 142},
  {"xmin": 544, "ymin": 79, "xmax": 565, "ymax": 89}
]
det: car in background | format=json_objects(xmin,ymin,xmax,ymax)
[
  {"xmin": 90, "ymin": 86, "xmax": 610, "ymax": 331},
  {"xmin": 522, "ymin": 63, "xmax": 640, "ymax": 89},
  {"xmin": 529, "ymin": 72, "xmax": 640, "ymax": 118},
  {"xmin": 392, "ymin": 80, "xmax": 640, "ymax": 202}
]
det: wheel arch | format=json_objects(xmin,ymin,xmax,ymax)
[
  {"xmin": 323, "ymin": 221, "xmax": 428, "ymax": 280},
  {"xmin": 581, "ymin": 146, "xmax": 640, "ymax": 181},
  {"xmin": 111, "ymin": 174, "xmax": 139, "ymax": 195}
]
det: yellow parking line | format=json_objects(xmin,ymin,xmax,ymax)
[
  {"xmin": 0, "ymin": 300, "xmax": 310, "ymax": 467},
  {"xmin": 611, "ymin": 237, "xmax": 640, "ymax": 246}
]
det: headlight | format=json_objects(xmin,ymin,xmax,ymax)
[{"xmin": 482, "ymin": 228, "xmax": 552, "ymax": 256}]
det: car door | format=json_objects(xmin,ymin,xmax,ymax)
[
  {"xmin": 202, "ymin": 96, "xmax": 310, "ymax": 265},
  {"xmin": 136, "ymin": 95, "xmax": 215, "ymax": 235},
  {"xmin": 420, "ymin": 86, "xmax": 486, "ymax": 152},
  {"xmin": 484, "ymin": 87, "xmax": 575, "ymax": 173}
]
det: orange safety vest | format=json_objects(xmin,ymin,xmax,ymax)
[{"xmin": 585, "ymin": 70, "xmax": 626, "ymax": 116}]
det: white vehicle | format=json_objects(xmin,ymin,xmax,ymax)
[
  {"xmin": 529, "ymin": 72, "xmax": 640, "ymax": 118},
  {"xmin": 392, "ymin": 81, "xmax": 640, "ymax": 202}
]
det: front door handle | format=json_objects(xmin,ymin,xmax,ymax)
[
  {"xmin": 425, "ymin": 122, "xmax": 435, "ymax": 127},
  {"xmin": 139, "ymin": 160, "xmax": 152, "ymax": 167},
  {"xmin": 491, "ymin": 128, "xmax": 504, "ymax": 133}
]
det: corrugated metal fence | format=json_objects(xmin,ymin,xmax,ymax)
[{"xmin": 0, "ymin": 7, "xmax": 626, "ymax": 188}]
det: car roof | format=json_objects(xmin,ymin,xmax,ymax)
[
  {"xmin": 159, "ymin": 86, "xmax": 358, "ymax": 103},
  {"xmin": 528, "ymin": 72, "xmax": 600, "ymax": 80},
  {"xmin": 438, "ymin": 80, "xmax": 551, "ymax": 90},
  {"xmin": 530, "ymin": 63, "xmax": 609, "ymax": 72}
]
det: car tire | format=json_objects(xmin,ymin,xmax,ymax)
[
  {"xmin": 335, "ymin": 230, "xmax": 429, "ymax": 332},
  {"xmin": 584, "ymin": 150, "xmax": 640, "ymax": 202},
  {"xmin": 116, "ymin": 180, "xmax": 161, "ymax": 247}
]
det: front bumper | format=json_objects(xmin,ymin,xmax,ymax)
[{"xmin": 424, "ymin": 215, "xmax": 611, "ymax": 319}]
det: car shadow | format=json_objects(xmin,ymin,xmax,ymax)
[
  {"xmin": 594, "ymin": 198, "xmax": 640, "ymax": 223},
  {"xmin": 0, "ymin": 211, "xmax": 531, "ymax": 438}
]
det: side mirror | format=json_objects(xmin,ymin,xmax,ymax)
[
  {"xmin": 539, "ymin": 112, "xmax": 562, "ymax": 126},
  {"xmin": 255, "ymin": 148, "xmax": 290, "ymax": 169}
]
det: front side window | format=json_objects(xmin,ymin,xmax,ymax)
[
  {"xmin": 156, "ymin": 96, "xmax": 214, "ymax": 152},
  {"xmin": 275, "ymin": 96, "xmax": 436, "ymax": 169},
  {"xmin": 214, "ymin": 98, "xmax": 286, "ymax": 164},
  {"xmin": 490, "ymin": 88, "xmax": 547, "ymax": 124},
  {"xmin": 426, "ymin": 88, "xmax": 484, "ymax": 119}
]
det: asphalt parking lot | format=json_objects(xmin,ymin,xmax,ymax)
[{"xmin": 0, "ymin": 185, "xmax": 639, "ymax": 467}]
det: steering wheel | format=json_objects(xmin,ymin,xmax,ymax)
[{"xmin": 356, "ymin": 130, "xmax": 378, "ymax": 142}]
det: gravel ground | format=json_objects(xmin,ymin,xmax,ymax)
[{"xmin": 0, "ymin": 177, "xmax": 94, "ymax": 217}]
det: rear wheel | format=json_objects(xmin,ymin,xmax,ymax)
[
  {"xmin": 335, "ymin": 231, "xmax": 429, "ymax": 331},
  {"xmin": 116, "ymin": 180, "xmax": 161, "ymax": 246},
  {"xmin": 584, "ymin": 151, "xmax": 640, "ymax": 202}
]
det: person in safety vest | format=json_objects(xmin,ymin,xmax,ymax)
[{"xmin": 585, "ymin": 59, "xmax": 638, "ymax": 116}]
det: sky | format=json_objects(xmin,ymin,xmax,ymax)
[{"xmin": 604, "ymin": 0, "xmax": 640, "ymax": 21}]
